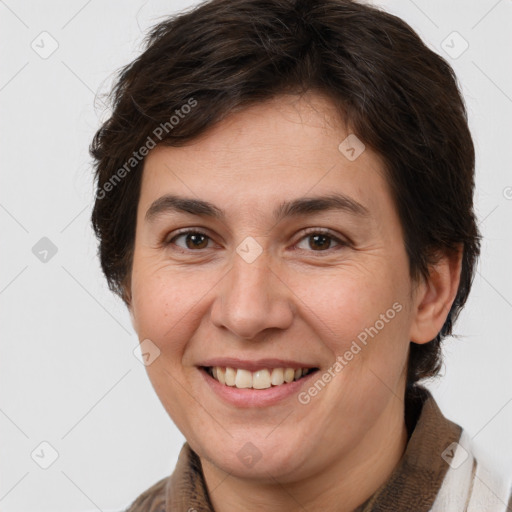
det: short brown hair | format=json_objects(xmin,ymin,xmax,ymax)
[{"xmin": 90, "ymin": 0, "xmax": 481, "ymax": 387}]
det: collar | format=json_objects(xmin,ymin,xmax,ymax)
[{"xmin": 353, "ymin": 385, "xmax": 462, "ymax": 511}]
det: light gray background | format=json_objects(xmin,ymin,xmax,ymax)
[{"xmin": 1, "ymin": 0, "xmax": 511, "ymax": 510}]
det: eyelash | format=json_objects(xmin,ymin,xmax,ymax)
[{"xmin": 164, "ymin": 227, "xmax": 349, "ymax": 255}]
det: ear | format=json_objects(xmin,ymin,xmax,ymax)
[
  {"xmin": 409, "ymin": 245, "xmax": 463, "ymax": 344},
  {"xmin": 121, "ymin": 281, "xmax": 136, "ymax": 329},
  {"xmin": 128, "ymin": 303, "xmax": 137, "ymax": 331}
]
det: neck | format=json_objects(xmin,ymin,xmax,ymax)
[{"xmin": 201, "ymin": 395, "xmax": 409, "ymax": 512}]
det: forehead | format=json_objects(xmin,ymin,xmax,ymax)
[{"xmin": 139, "ymin": 93, "xmax": 395, "ymax": 229}]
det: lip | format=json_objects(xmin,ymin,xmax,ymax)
[
  {"xmin": 197, "ymin": 357, "xmax": 317, "ymax": 372},
  {"xmin": 198, "ymin": 365, "xmax": 319, "ymax": 408}
]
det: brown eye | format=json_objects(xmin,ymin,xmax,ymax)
[
  {"xmin": 295, "ymin": 230, "xmax": 347, "ymax": 253},
  {"xmin": 170, "ymin": 231, "xmax": 211, "ymax": 250},
  {"xmin": 308, "ymin": 234, "xmax": 332, "ymax": 251}
]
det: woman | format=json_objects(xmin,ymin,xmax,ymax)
[{"xmin": 89, "ymin": 0, "xmax": 512, "ymax": 510}]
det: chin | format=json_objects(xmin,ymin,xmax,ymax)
[{"xmin": 193, "ymin": 431, "xmax": 315, "ymax": 482}]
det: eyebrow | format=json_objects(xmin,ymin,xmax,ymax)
[{"xmin": 145, "ymin": 193, "xmax": 371, "ymax": 223}]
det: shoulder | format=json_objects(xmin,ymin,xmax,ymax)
[{"xmin": 122, "ymin": 475, "xmax": 169, "ymax": 512}]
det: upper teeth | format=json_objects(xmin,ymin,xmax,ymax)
[{"xmin": 209, "ymin": 367, "xmax": 314, "ymax": 389}]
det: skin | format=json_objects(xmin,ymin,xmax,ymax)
[{"xmin": 128, "ymin": 92, "xmax": 462, "ymax": 512}]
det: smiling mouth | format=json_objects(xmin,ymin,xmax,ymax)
[{"xmin": 201, "ymin": 366, "xmax": 319, "ymax": 390}]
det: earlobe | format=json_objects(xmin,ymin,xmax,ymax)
[{"xmin": 409, "ymin": 246, "xmax": 463, "ymax": 344}]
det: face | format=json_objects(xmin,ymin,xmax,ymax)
[{"xmin": 129, "ymin": 93, "xmax": 423, "ymax": 482}]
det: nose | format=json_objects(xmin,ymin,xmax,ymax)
[{"xmin": 210, "ymin": 249, "xmax": 294, "ymax": 340}]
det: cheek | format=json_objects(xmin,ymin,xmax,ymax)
[
  {"xmin": 130, "ymin": 262, "xmax": 219, "ymax": 358},
  {"xmin": 291, "ymin": 262, "xmax": 405, "ymax": 337},
  {"xmin": 131, "ymin": 266, "xmax": 185, "ymax": 345},
  {"xmin": 293, "ymin": 263, "xmax": 411, "ymax": 388}
]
